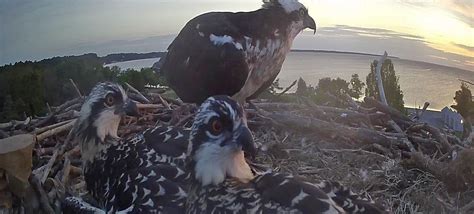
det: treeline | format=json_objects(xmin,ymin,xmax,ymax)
[{"xmin": 0, "ymin": 54, "xmax": 165, "ymax": 122}]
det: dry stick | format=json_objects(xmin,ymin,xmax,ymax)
[
  {"xmin": 61, "ymin": 156, "xmax": 71, "ymax": 185},
  {"xmin": 458, "ymin": 78, "xmax": 474, "ymax": 86},
  {"xmin": 156, "ymin": 93, "xmax": 172, "ymax": 110},
  {"xmin": 321, "ymin": 148, "xmax": 390, "ymax": 160},
  {"xmin": 264, "ymin": 111, "xmax": 391, "ymax": 147},
  {"xmin": 277, "ymin": 80, "xmax": 297, "ymax": 97},
  {"xmin": 40, "ymin": 128, "xmax": 75, "ymax": 184},
  {"xmin": 364, "ymin": 97, "xmax": 412, "ymax": 122},
  {"xmin": 460, "ymin": 200, "xmax": 474, "ymax": 213},
  {"xmin": 69, "ymin": 79, "xmax": 82, "ymax": 97},
  {"xmin": 32, "ymin": 97, "xmax": 83, "ymax": 129},
  {"xmin": 409, "ymin": 123, "xmax": 451, "ymax": 154},
  {"xmin": 30, "ymin": 175, "xmax": 55, "ymax": 214},
  {"xmin": 375, "ymin": 51, "xmax": 388, "ymax": 105},
  {"xmin": 46, "ymin": 102, "xmax": 52, "ymax": 114},
  {"xmin": 162, "ymin": 96, "xmax": 183, "ymax": 106},
  {"xmin": 364, "ymin": 96, "xmax": 414, "ymax": 152},
  {"xmin": 33, "ymin": 119, "xmax": 75, "ymax": 135},
  {"xmin": 36, "ymin": 119, "xmax": 76, "ymax": 142},
  {"xmin": 125, "ymin": 82, "xmax": 151, "ymax": 104},
  {"xmin": 136, "ymin": 103, "xmax": 162, "ymax": 109},
  {"xmin": 416, "ymin": 102, "xmax": 430, "ymax": 121}
]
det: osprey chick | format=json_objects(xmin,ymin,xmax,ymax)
[
  {"xmin": 161, "ymin": 0, "xmax": 316, "ymax": 103},
  {"xmin": 69, "ymin": 82, "xmax": 189, "ymax": 213},
  {"xmin": 185, "ymin": 96, "xmax": 389, "ymax": 213}
]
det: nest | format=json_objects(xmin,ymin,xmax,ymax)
[{"xmin": 0, "ymin": 84, "xmax": 473, "ymax": 213}]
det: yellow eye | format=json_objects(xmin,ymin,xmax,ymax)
[
  {"xmin": 211, "ymin": 120, "xmax": 223, "ymax": 134},
  {"xmin": 105, "ymin": 94, "xmax": 115, "ymax": 107}
]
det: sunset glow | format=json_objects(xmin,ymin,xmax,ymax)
[{"xmin": 1, "ymin": 0, "xmax": 472, "ymax": 70}]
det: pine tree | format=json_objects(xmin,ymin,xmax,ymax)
[{"xmin": 349, "ymin": 74, "xmax": 365, "ymax": 99}]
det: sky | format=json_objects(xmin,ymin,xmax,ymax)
[{"xmin": 0, "ymin": 0, "xmax": 473, "ymax": 71}]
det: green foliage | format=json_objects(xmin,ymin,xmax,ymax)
[
  {"xmin": 451, "ymin": 83, "xmax": 473, "ymax": 118},
  {"xmin": 0, "ymin": 54, "xmax": 164, "ymax": 122},
  {"xmin": 349, "ymin": 74, "xmax": 365, "ymax": 99},
  {"xmin": 294, "ymin": 75, "xmax": 364, "ymax": 107},
  {"xmin": 315, "ymin": 77, "xmax": 349, "ymax": 97},
  {"xmin": 365, "ymin": 59, "xmax": 405, "ymax": 112},
  {"xmin": 451, "ymin": 83, "xmax": 474, "ymax": 140}
]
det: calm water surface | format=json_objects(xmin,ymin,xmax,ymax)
[{"xmin": 106, "ymin": 53, "xmax": 474, "ymax": 110}]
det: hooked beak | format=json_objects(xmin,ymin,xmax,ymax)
[
  {"xmin": 124, "ymin": 100, "xmax": 140, "ymax": 117},
  {"xmin": 304, "ymin": 14, "xmax": 317, "ymax": 34},
  {"xmin": 236, "ymin": 125, "xmax": 257, "ymax": 159}
]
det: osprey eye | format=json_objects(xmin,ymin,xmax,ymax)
[
  {"xmin": 211, "ymin": 120, "xmax": 223, "ymax": 134},
  {"xmin": 105, "ymin": 94, "xmax": 115, "ymax": 107},
  {"xmin": 299, "ymin": 9, "xmax": 306, "ymax": 16}
]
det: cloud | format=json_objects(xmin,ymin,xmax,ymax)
[
  {"xmin": 295, "ymin": 25, "xmax": 473, "ymax": 71},
  {"xmin": 318, "ymin": 25, "xmax": 425, "ymax": 42},
  {"xmin": 401, "ymin": 0, "xmax": 473, "ymax": 27},
  {"xmin": 446, "ymin": 0, "xmax": 473, "ymax": 27},
  {"xmin": 452, "ymin": 42, "xmax": 474, "ymax": 52}
]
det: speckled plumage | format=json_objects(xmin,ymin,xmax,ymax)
[
  {"xmin": 68, "ymin": 82, "xmax": 192, "ymax": 213},
  {"xmin": 66, "ymin": 85, "xmax": 387, "ymax": 213},
  {"xmin": 161, "ymin": 0, "xmax": 316, "ymax": 103},
  {"xmin": 185, "ymin": 96, "xmax": 388, "ymax": 214}
]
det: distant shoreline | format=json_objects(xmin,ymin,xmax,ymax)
[
  {"xmin": 3, "ymin": 50, "xmax": 472, "ymax": 74},
  {"xmin": 290, "ymin": 49, "xmax": 400, "ymax": 59}
]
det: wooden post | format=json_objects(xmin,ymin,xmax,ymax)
[{"xmin": 375, "ymin": 51, "xmax": 388, "ymax": 105}]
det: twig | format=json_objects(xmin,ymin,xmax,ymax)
[
  {"xmin": 277, "ymin": 80, "xmax": 297, "ymax": 97},
  {"xmin": 460, "ymin": 200, "xmax": 474, "ymax": 213},
  {"xmin": 69, "ymin": 79, "xmax": 82, "ymax": 97},
  {"xmin": 46, "ymin": 102, "xmax": 52, "ymax": 114},
  {"xmin": 136, "ymin": 103, "xmax": 161, "ymax": 109},
  {"xmin": 33, "ymin": 119, "xmax": 75, "ymax": 135},
  {"xmin": 156, "ymin": 93, "xmax": 171, "ymax": 110},
  {"xmin": 32, "ymin": 97, "xmax": 83, "ymax": 129},
  {"xmin": 321, "ymin": 148, "xmax": 390, "ymax": 160},
  {"xmin": 30, "ymin": 175, "xmax": 55, "ymax": 214},
  {"xmin": 458, "ymin": 78, "xmax": 474, "ymax": 86},
  {"xmin": 61, "ymin": 156, "xmax": 71, "ymax": 184},
  {"xmin": 36, "ymin": 119, "xmax": 76, "ymax": 142},
  {"xmin": 40, "ymin": 127, "xmax": 75, "ymax": 184},
  {"xmin": 125, "ymin": 82, "xmax": 150, "ymax": 104}
]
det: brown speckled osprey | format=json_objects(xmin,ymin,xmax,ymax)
[{"xmin": 161, "ymin": 0, "xmax": 317, "ymax": 103}]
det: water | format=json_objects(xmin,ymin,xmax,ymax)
[
  {"xmin": 105, "ymin": 58, "xmax": 160, "ymax": 71},
  {"xmin": 106, "ymin": 53, "xmax": 474, "ymax": 110}
]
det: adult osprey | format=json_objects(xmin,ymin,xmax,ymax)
[
  {"xmin": 66, "ymin": 82, "xmax": 190, "ymax": 212},
  {"xmin": 185, "ymin": 96, "xmax": 388, "ymax": 213},
  {"xmin": 161, "ymin": 0, "xmax": 316, "ymax": 103}
]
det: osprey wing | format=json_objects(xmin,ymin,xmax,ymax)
[{"xmin": 162, "ymin": 12, "xmax": 250, "ymax": 103}]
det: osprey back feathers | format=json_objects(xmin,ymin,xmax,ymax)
[
  {"xmin": 68, "ymin": 82, "xmax": 189, "ymax": 213},
  {"xmin": 161, "ymin": 0, "xmax": 316, "ymax": 103},
  {"xmin": 185, "ymin": 96, "xmax": 389, "ymax": 214}
]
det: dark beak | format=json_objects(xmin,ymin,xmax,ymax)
[
  {"xmin": 304, "ymin": 14, "xmax": 317, "ymax": 34},
  {"xmin": 236, "ymin": 125, "xmax": 257, "ymax": 159},
  {"xmin": 124, "ymin": 100, "xmax": 140, "ymax": 117}
]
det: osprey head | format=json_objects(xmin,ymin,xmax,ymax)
[
  {"xmin": 188, "ymin": 96, "xmax": 256, "ymax": 186},
  {"xmin": 75, "ymin": 82, "xmax": 139, "ymax": 148},
  {"xmin": 262, "ymin": 0, "xmax": 316, "ymax": 35}
]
